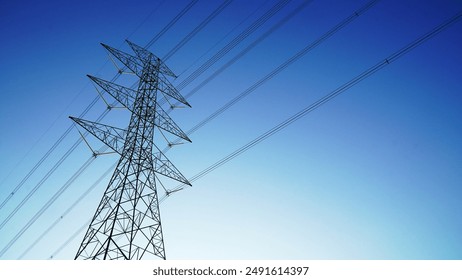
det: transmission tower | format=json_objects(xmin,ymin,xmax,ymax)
[{"xmin": 70, "ymin": 40, "xmax": 191, "ymax": 260}]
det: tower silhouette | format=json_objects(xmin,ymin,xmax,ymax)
[{"xmin": 71, "ymin": 41, "xmax": 191, "ymax": 260}]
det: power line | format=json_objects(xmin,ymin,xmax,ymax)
[
  {"xmin": 0, "ymin": 83, "xmax": 88, "ymax": 194},
  {"xmin": 167, "ymin": 0, "xmax": 379, "ymax": 149},
  {"xmin": 126, "ymin": 0, "xmax": 167, "ymax": 41},
  {"xmin": 169, "ymin": 8, "xmax": 462, "ymax": 194},
  {"xmin": 0, "ymin": 109, "xmax": 110, "ymax": 232},
  {"xmin": 181, "ymin": 0, "xmax": 313, "ymax": 101},
  {"xmin": 162, "ymin": 0, "xmax": 313, "ymax": 111},
  {"xmin": 18, "ymin": 161, "xmax": 115, "ymax": 259},
  {"xmin": 0, "ymin": 96, "xmax": 100, "ymax": 211},
  {"xmin": 162, "ymin": 0, "xmax": 234, "ymax": 61},
  {"xmin": 0, "ymin": 157, "xmax": 96, "ymax": 257},
  {"xmin": 145, "ymin": 0, "xmax": 200, "ymax": 49},
  {"xmin": 175, "ymin": 0, "xmax": 292, "ymax": 90},
  {"xmin": 49, "ymin": 219, "xmax": 90, "ymax": 259},
  {"xmin": 176, "ymin": 0, "xmax": 271, "ymax": 78}
]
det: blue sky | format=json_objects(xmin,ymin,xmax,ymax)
[{"xmin": 0, "ymin": 0, "xmax": 461, "ymax": 260}]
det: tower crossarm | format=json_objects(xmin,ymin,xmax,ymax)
[
  {"xmin": 70, "ymin": 117, "xmax": 126, "ymax": 155},
  {"xmin": 87, "ymin": 75, "xmax": 190, "ymax": 142},
  {"xmin": 88, "ymin": 75, "xmax": 136, "ymax": 109},
  {"xmin": 101, "ymin": 41, "xmax": 191, "ymax": 107},
  {"xmin": 126, "ymin": 40, "xmax": 176, "ymax": 78},
  {"xmin": 152, "ymin": 144, "xmax": 191, "ymax": 186},
  {"xmin": 157, "ymin": 73, "xmax": 191, "ymax": 107},
  {"xmin": 101, "ymin": 43, "xmax": 144, "ymax": 78},
  {"xmin": 101, "ymin": 42, "xmax": 190, "ymax": 107},
  {"xmin": 155, "ymin": 104, "xmax": 191, "ymax": 142}
]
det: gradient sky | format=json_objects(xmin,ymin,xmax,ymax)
[{"xmin": 0, "ymin": 0, "xmax": 461, "ymax": 260}]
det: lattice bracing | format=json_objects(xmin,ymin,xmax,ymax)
[
  {"xmin": 86, "ymin": 75, "xmax": 191, "ymax": 142},
  {"xmin": 102, "ymin": 42, "xmax": 190, "ymax": 107},
  {"xmin": 71, "ymin": 41, "xmax": 190, "ymax": 260}
]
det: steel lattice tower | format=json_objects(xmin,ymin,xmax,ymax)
[{"xmin": 70, "ymin": 40, "xmax": 191, "ymax": 260}]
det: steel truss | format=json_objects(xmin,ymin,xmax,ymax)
[{"xmin": 71, "ymin": 40, "xmax": 190, "ymax": 260}]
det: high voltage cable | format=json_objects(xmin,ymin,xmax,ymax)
[
  {"xmin": 162, "ymin": 0, "xmax": 312, "ymax": 110},
  {"xmin": 1, "ymin": 144, "xmax": 113, "ymax": 258},
  {"xmin": 167, "ymin": 9, "xmax": 462, "ymax": 194},
  {"xmin": 0, "ymin": 97, "xmax": 100, "ymax": 211},
  {"xmin": 145, "ymin": 0, "xmax": 200, "ymax": 49},
  {"xmin": 0, "ymin": 125, "xmax": 73, "ymax": 210},
  {"xmin": 0, "ymin": 84, "xmax": 88, "ymax": 194},
  {"xmin": 170, "ymin": 0, "xmax": 379, "ymax": 147},
  {"xmin": 18, "ymin": 162, "xmax": 115, "ymax": 259},
  {"xmin": 181, "ymin": 0, "xmax": 314, "ymax": 101},
  {"xmin": 176, "ymin": 0, "xmax": 270, "ymax": 78},
  {"xmin": 175, "ymin": 0, "xmax": 292, "ymax": 90},
  {"xmin": 49, "ymin": 220, "xmax": 90, "ymax": 259},
  {"xmin": 0, "ymin": 138, "xmax": 83, "ymax": 231},
  {"xmin": 125, "ymin": 0, "xmax": 167, "ymax": 41},
  {"xmin": 0, "ymin": 109, "xmax": 111, "ymax": 233},
  {"xmin": 162, "ymin": 0, "xmax": 234, "ymax": 61},
  {"xmin": 0, "ymin": 157, "xmax": 96, "ymax": 257}
]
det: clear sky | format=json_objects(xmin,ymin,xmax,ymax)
[{"xmin": 0, "ymin": 0, "xmax": 461, "ymax": 260}]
